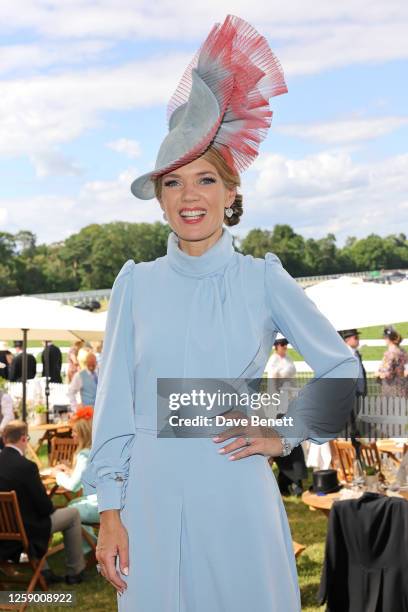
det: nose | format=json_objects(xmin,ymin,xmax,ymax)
[{"xmin": 181, "ymin": 180, "xmax": 200, "ymax": 202}]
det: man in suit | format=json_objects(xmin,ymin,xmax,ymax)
[
  {"xmin": 0, "ymin": 342, "xmax": 13, "ymax": 380},
  {"xmin": 0, "ymin": 420, "xmax": 86, "ymax": 584},
  {"xmin": 9, "ymin": 341, "xmax": 37, "ymax": 382},
  {"xmin": 339, "ymin": 329, "xmax": 367, "ymax": 450},
  {"xmin": 41, "ymin": 341, "xmax": 62, "ymax": 383}
]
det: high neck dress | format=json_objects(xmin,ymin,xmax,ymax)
[{"xmin": 84, "ymin": 228, "xmax": 358, "ymax": 612}]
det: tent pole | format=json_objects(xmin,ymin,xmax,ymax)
[
  {"xmin": 45, "ymin": 340, "xmax": 50, "ymax": 424},
  {"xmin": 21, "ymin": 329, "xmax": 28, "ymax": 422}
]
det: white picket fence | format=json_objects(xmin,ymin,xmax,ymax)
[
  {"xmin": 356, "ymin": 395, "xmax": 408, "ymax": 438},
  {"xmin": 5, "ymin": 380, "xmax": 70, "ymax": 413}
]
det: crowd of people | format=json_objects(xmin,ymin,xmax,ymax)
[
  {"xmin": 267, "ymin": 326, "xmax": 408, "ymax": 497},
  {"xmin": 0, "ymin": 405, "xmax": 98, "ymax": 585},
  {"xmin": 0, "ymin": 338, "xmax": 102, "ymax": 587},
  {"xmin": 0, "ymin": 324, "xmax": 407, "ymax": 585},
  {"xmin": 0, "ymin": 339, "xmax": 103, "ymax": 450}
]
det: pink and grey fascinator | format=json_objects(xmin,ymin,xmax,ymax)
[{"xmin": 131, "ymin": 14, "xmax": 287, "ymax": 200}]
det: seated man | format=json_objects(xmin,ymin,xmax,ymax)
[{"xmin": 0, "ymin": 420, "xmax": 86, "ymax": 585}]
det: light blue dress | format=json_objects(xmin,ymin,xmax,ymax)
[{"xmin": 83, "ymin": 228, "xmax": 358, "ymax": 611}]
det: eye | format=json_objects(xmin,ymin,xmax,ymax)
[
  {"xmin": 200, "ymin": 176, "xmax": 216, "ymax": 184},
  {"xmin": 163, "ymin": 179, "xmax": 179, "ymax": 188}
]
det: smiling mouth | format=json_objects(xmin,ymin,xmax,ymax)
[{"xmin": 179, "ymin": 209, "xmax": 207, "ymax": 218}]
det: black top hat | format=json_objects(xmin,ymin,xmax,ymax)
[
  {"xmin": 274, "ymin": 337, "xmax": 289, "ymax": 347},
  {"xmin": 311, "ymin": 469, "xmax": 342, "ymax": 494},
  {"xmin": 338, "ymin": 329, "xmax": 360, "ymax": 340}
]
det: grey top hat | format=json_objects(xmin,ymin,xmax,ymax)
[{"xmin": 131, "ymin": 14, "xmax": 287, "ymax": 200}]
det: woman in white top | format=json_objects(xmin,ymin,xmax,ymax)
[
  {"xmin": 51, "ymin": 407, "xmax": 99, "ymax": 526},
  {"xmin": 267, "ymin": 337, "xmax": 297, "ymax": 379}
]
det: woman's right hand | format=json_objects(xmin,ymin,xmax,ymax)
[{"xmin": 96, "ymin": 510, "xmax": 129, "ymax": 594}]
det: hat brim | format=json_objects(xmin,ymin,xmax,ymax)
[{"xmin": 130, "ymin": 172, "xmax": 156, "ymax": 200}]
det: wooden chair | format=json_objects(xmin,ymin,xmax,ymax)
[
  {"xmin": 332, "ymin": 440, "xmax": 356, "ymax": 483},
  {"xmin": 0, "ymin": 491, "xmax": 64, "ymax": 612},
  {"xmin": 49, "ymin": 437, "xmax": 78, "ymax": 468},
  {"xmin": 48, "ymin": 438, "xmax": 79, "ymax": 505},
  {"xmin": 359, "ymin": 442, "xmax": 382, "ymax": 473}
]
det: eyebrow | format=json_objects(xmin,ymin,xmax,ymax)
[{"xmin": 163, "ymin": 171, "xmax": 217, "ymax": 178}]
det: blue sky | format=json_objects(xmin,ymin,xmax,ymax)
[{"xmin": 0, "ymin": 1, "xmax": 407, "ymax": 246}]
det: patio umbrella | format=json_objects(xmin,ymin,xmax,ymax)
[
  {"xmin": 0, "ymin": 296, "xmax": 105, "ymax": 420},
  {"xmin": 305, "ymin": 277, "xmax": 408, "ymax": 330}
]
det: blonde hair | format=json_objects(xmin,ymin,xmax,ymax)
[
  {"xmin": 77, "ymin": 347, "xmax": 90, "ymax": 370},
  {"xmin": 72, "ymin": 418, "xmax": 92, "ymax": 454},
  {"xmin": 154, "ymin": 146, "xmax": 243, "ymax": 226}
]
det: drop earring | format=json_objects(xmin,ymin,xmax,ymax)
[
  {"xmin": 162, "ymin": 212, "xmax": 168, "ymax": 221},
  {"xmin": 224, "ymin": 207, "xmax": 234, "ymax": 218}
]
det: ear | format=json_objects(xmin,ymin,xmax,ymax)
[{"xmin": 227, "ymin": 186, "xmax": 237, "ymax": 207}]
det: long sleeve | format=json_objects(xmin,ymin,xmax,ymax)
[
  {"xmin": 56, "ymin": 450, "xmax": 89, "ymax": 492},
  {"xmin": 67, "ymin": 372, "xmax": 82, "ymax": 409},
  {"xmin": 0, "ymin": 393, "xmax": 14, "ymax": 431},
  {"xmin": 82, "ymin": 260, "xmax": 136, "ymax": 512},
  {"xmin": 264, "ymin": 253, "xmax": 359, "ymax": 449}
]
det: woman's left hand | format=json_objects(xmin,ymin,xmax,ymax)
[{"xmin": 212, "ymin": 410, "xmax": 285, "ymax": 461}]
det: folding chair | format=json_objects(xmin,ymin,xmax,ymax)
[{"xmin": 0, "ymin": 491, "xmax": 64, "ymax": 612}]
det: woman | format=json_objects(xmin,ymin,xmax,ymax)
[
  {"xmin": 67, "ymin": 340, "xmax": 83, "ymax": 383},
  {"xmin": 83, "ymin": 15, "xmax": 358, "ymax": 611},
  {"xmin": 267, "ymin": 338, "xmax": 297, "ymax": 380},
  {"xmin": 52, "ymin": 406, "xmax": 99, "ymax": 525},
  {"xmin": 376, "ymin": 326, "xmax": 408, "ymax": 397}
]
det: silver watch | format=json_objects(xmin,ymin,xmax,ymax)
[{"xmin": 276, "ymin": 432, "xmax": 292, "ymax": 457}]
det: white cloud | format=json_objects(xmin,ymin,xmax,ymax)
[
  {"xmin": 0, "ymin": 195, "xmax": 78, "ymax": 242},
  {"xmin": 0, "ymin": 1, "xmax": 407, "ymax": 74},
  {"xmin": 253, "ymin": 152, "xmax": 366, "ymax": 199},
  {"xmin": 0, "ymin": 53, "xmax": 189, "ymax": 159},
  {"xmin": 0, "ymin": 41, "xmax": 113, "ymax": 75},
  {"xmin": 277, "ymin": 116, "xmax": 408, "ymax": 144},
  {"xmin": 30, "ymin": 150, "xmax": 83, "ymax": 178},
  {"xmin": 0, "ymin": 208, "xmax": 8, "ymax": 225},
  {"xmin": 238, "ymin": 151, "xmax": 408, "ymax": 244},
  {"xmin": 0, "ymin": 169, "xmax": 163, "ymax": 243},
  {"xmin": 77, "ymin": 168, "xmax": 162, "ymax": 226},
  {"xmin": 107, "ymin": 138, "xmax": 141, "ymax": 158}
]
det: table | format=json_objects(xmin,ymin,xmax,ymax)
[
  {"xmin": 376, "ymin": 439, "xmax": 407, "ymax": 464},
  {"xmin": 29, "ymin": 422, "xmax": 72, "ymax": 454},
  {"xmin": 302, "ymin": 488, "xmax": 408, "ymax": 517}
]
